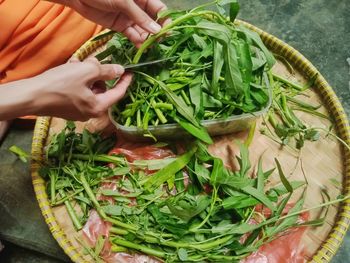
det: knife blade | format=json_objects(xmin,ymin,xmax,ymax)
[{"xmin": 124, "ymin": 56, "xmax": 177, "ymax": 70}]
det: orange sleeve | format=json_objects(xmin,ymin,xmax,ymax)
[{"xmin": 0, "ymin": 0, "xmax": 103, "ymax": 83}]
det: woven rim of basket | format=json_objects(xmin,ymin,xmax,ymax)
[{"xmin": 31, "ymin": 20, "xmax": 350, "ymax": 263}]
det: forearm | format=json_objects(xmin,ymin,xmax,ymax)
[{"xmin": 0, "ymin": 79, "xmax": 42, "ymax": 120}]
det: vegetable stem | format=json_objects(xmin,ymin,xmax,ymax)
[
  {"xmin": 272, "ymin": 73, "xmax": 304, "ymax": 91},
  {"xmin": 105, "ymin": 217, "xmax": 138, "ymax": 231},
  {"xmin": 71, "ymin": 154, "xmax": 125, "ymax": 165},
  {"xmin": 80, "ymin": 173, "xmax": 107, "ymax": 219},
  {"xmin": 190, "ymin": 187, "xmax": 218, "ymax": 231},
  {"xmin": 58, "ymin": 189, "xmax": 82, "ymax": 230},
  {"xmin": 112, "ymin": 238, "xmax": 166, "ymax": 258},
  {"xmin": 133, "ymin": 10, "xmax": 226, "ymax": 63}
]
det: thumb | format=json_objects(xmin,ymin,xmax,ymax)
[
  {"xmin": 95, "ymin": 73, "xmax": 133, "ymax": 109},
  {"xmin": 83, "ymin": 58, "xmax": 125, "ymax": 82},
  {"xmin": 94, "ymin": 64, "xmax": 125, "ymax": 81}
]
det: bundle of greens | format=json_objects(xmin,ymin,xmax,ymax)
[
  {"xmin": 97, "ymin": 0, "xmax": 275, "ymax": 144},
  {"xmin": 261, "ymin": 72, "xmax": 327, "ymax": 149},
  {"xmin": 40, "ymin": 123, "xmax": 340, "ymax": 262}
]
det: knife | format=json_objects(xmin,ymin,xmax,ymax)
[{"xmin": 124, "ymin": 56, "xmax": 178, "ymax": 70}]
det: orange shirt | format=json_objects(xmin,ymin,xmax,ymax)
[{"xmin": 0, "ymin": 0, "xmax": 103, "ymax": 83}]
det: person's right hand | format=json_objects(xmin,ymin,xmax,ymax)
[
  {"xmin": 51, "ymin": 0, "xmax": 167, "ymax": 47},
  {"xmin": 0, "ymin": 58, "xmax": 132, "ymax": 121}
]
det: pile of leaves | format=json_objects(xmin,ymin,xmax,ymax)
[
  {"xmin": 97, "ymin": 0, "xmax": 274, "ymax": 143},
  {"xmin": 40, "ymin": 123, "xmax": 332, "ymax": 262}
]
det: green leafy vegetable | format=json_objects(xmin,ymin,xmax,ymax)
[
  {"xmin": 40, "ymin": 124, "xmax": 342, "ymax": 262},
  {"xmin": 100, "ymin": 1, "xmax": 273, "ymax": 143}
]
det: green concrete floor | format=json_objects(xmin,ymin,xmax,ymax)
[{"xmin": 0, "ymin": 0, "xmax": 349, "ymax": 262}]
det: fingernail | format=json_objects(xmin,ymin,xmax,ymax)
[
  {"xmin": 141, "ymin": 32, "xmax": 150, "ymax": 41},
  {"xmin": 113, "ymin": 65, "xmax": 124, "ymax": 75},
  {"xmin": 147, "ymin": 21, "xmax": 161, "ymax": 34}
]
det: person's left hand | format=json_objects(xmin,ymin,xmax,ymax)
[{"xmin": 52, "ymin": 0, "xmax": 167, "ymax": 47}]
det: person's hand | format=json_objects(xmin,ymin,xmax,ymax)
[
  {"xmin": 52, "ymin": 0, "xmax": 167, "ymax": 47},
  {"xmin": 0, "ymin": 58, "xmax": 132, "ymax": 121},
  {"xmin": 34, "ymin": 58, "xmax": 132, "ymax": 121}
]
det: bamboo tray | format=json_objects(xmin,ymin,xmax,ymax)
[{"xmin": 31, "ymin": 20, "xmax": 350, "ymax": 263}]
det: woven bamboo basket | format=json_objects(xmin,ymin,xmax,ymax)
[{"xmin": 31, "ymin": 20, "xmax": 350, "ymax": 263}]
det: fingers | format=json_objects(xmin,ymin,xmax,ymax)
[
  {"xmin": 83, "ymin": 57, "xmax": 125, "ymax": 82},
  {"xmin": 122, "ymin": 26, "xmax": 144, "ymax": 48},
  {"xmin": 99, "ymin": 64, "xmax": 124, "ymax": 80},
  {"xmin": 79, "ymin": 0, "xmax": 162, "ymax": 34},
  {"xmin": 96, "ymin": 73, "xmax": 133, "ymax": 109},
  {"xmin": 134, "ymin": 24, "xmax": 150, "ymax": 41},
  {"xmin": 119, "ymin": 1, "xmax": 162, "ymax": 34},
  {"xmin": 162, "ymin": 17, "xmax": 172, "ymax": 27},
  {"xmin": 135, "ymin": 0, "xmax": 167, "ymax": 20},
  {"xmin": 122, "ymin": 24, "xmax": 149, "ymax": 48}
]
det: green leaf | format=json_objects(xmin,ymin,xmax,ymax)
[
  {"xmin": 176, "ymin": 118, "xmax": 213, "ymax": 144},
  {"xmin": 202, "ymin": 92, "xmax": 223, "ymax": 108},
  {"xmin": 256, "ymin": 156, "xmax": 264, "ymax": 192},
  {"xmin": 229, "ymin": 1, "xmax": 240, "ymax": 21},
  {"xmin": 196, "ymin": 21, "xmax": 231, "ymax": 43},
  {"xmin": 166, "ymin": 194, "xmax": 211, "ymax": 222},
  {"xmin": 194, "ymin": 159, "xmax": 211, "ymax": 184},
  {"xmin": 222, "ymin": 195, "xmax": 260, "ymax": 210},
  {"xmin": 192, "ymin": 34, "xmax": 207, "ymax": 50},
  {"xmin": 268, "ymin": 181, "xmax": 305, "ymax": 198},
  {"xmin": 66, "ymin": 121, "xmax": 76, "ymax": 130},
  {"xmin": 210, "ymin": 158, "xmax": 225, "ymax": 187},
  {"xmin": 224, "ymin": 40, "xmax": 244, "ymax": 96},
  {"xmin": 236, "ymin": 142, "xmax": 251, "ymax": 177},
  {"xmin": 329, "ymin": 178, "xmax": 342, "ymax": 189},
  {"xmin": 175, "ymin": 171, "xmax": 185, "ymax": 192},
  {"xmin": 216, "ymin": 0, "xmax": 240, "ymax": 22},
  {"xmin": 74, "ymin": 195, "xmax": 92, "ymax": 205},
  {"xmin": 275, "ymin": 193, "xmax": 292, "ymax": 217},
  {"xmin": 211, "ymin": 41, "xmax": 224, "ymax": 96},
  {"xmin": 94, "ymin": 235, "xmax": 106, "ymax": 256},
  {"xmin": 159, "ymin": 80, "xmax": 199, "ymax": 127},
  {"xmin": 268, "ymin": 190, "xmax": 306, "ymax": 236},
  {"xmin": 147, "ymin": 204, "xmax": 188, "ymax": 236},
  {"xmin": 178, "ymin": 248, "xmax": 188, "ymax": 261},
  {"xmin": 189, "ymin": 76, "xmax": 204, "ymax": 117},
  {"xmin": 275, "ymin": 158, "xmax": 293, "ymax": 193},
  {"xmin": 102, "ymin": 205, "xmax": 142, "ymax": 216},
  {"xmin": 132, "ymin": 158, "xmax": 176, "ymax": 171},
  {"xmin": 241, "ymin": 185, "xmax": 275, "ymax": 211},
  {"xmin": 235, "ymin": 40, "xmax": 253, "ymax": 94},
  {"xmin": 112, "ymin": 167, "xmax": 131, "ymax": 176},
  {"xmin": 216, "ymin": 174, "xmax": 252, "ymax": 189},
  {"xmin": 143, "ymin": 145, "xmax": 197, "ymax": 191},
  {"xmin": 237, "ymin": 25, "xmax": 276, "ymax": 68},
  {"xmin": 304, "ymin": 129, "xmax": 320, "ymax": 141}
]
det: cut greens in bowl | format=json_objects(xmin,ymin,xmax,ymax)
[{"xmin": 95, "ymin": 0, "xmax": 275, "ymax": 143}]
